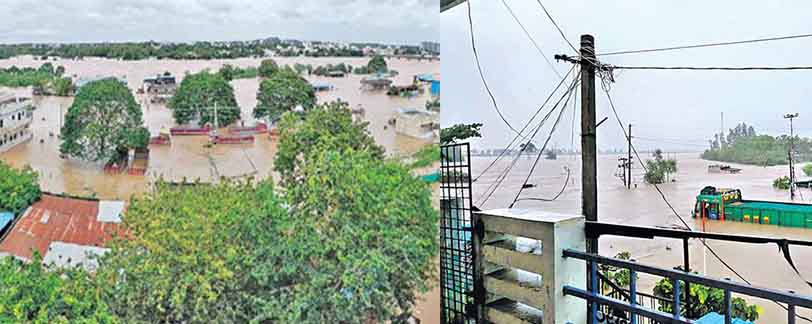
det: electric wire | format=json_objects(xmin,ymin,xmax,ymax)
[
  {"xmin": 500, "ymin": 0, "xmax": 563, "ymax": 78},
  {"xmin": 476, "ymin": 76, "xmax": 581, "ymax": 207},
  {"xmin": 602, "ymin": 86, "xmax": 812, "ymax": 323},
  {"xmin": 598, "ymin": 33, "xmax": 812, "ymax": 56},
  {"xmin": 533, "ymin": 0, "xmax": 578, "ymax": 54},
  {"xmin": 467, "ymin": 0, "xmax": 523, "ymax": 137},
  {"xmin": 510, "ymin": 77, "xmax": 578, "ymax": 207},
  {"xmin": 611, "ymin": 65, "xmax": 812, "ymax": 71},
  {"xmin": 472, "ymin": 65, "xmax": 576, "ymax": 183},
  {"xmin": 476, "ymin": 77, "xmax": 580, "ymax": 207}
]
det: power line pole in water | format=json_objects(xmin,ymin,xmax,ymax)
[
  {"xmin": 580, "ymin": 34, "xmax": 598, "ymax": 252},
  {"xmin": 785, "ymin": 112, "xmax": 799, "ymax": 200},
  {"xmin": 627, "ymin": 123, "xmax": 632, "ymax": 189}
]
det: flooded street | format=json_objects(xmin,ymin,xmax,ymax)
[
  {"xmin": 473, "ymin": 152, "xmax": 812, "ymax": 323},
  {"xmin": 0, "ymin": 56, "xmax": 438, "ymax": 199}
]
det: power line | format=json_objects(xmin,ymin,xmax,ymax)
[
  {"xmin": 472, "ymin": 65, "xmax": 577, "ymax": 183},
  {"xmin": 602, "ymin": 86, "xmax": 812, "ymax": 323},
  {"xmin": 499, "ymin": 0, "xmax": 563, "ymax": 78},
  {"xmin": 533, "ymin": 0, "xmax": 578, "ymax": 54},
  {"xmin": 466, "ymin": 0, "xmax": 522, "ymax": 137},
  {"xmin": 510, "ymin": 78, "xmax": 577, "ymax": 207},
  {"xmin": 476, "ymin": 76, "xmax": 581, "ymax": 207},
  {"xmin": 476, "ymin": 77, "xmax": 580, "ymax": 207},
  {"xmin": 598, "ymin": 33, "xmax": 812, "ymax": 56},
  {"xmin": 611, "ymin": 65, "xmax": 812, "ymax": 71}
]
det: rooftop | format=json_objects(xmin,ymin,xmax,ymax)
[{"xmin": 0, "ymin": 194, "xmax": 126, "ymax": 262}]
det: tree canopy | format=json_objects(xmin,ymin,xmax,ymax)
[
  {"xmin": 441, "ymin": 123, "xmax": 483, "ymax": 144},
  {"xmin": 702, "ymin": 123, "xmax": 812, "ymax": 166},
  {"xmin": 59, "ymin": 79, "xmax": 149, "ymax": 163},
  {"xmin": 274, "ymin": 101, "xmax": 384, "ymax": 186},
  {"xmin": 0, "ymin": 254, "xmax": 117, "ymax": 324},
  {"xmin": 253, "ymin": 70, "xmax": 316, "ymax": 122},
  {"xmin": 168, "ymin": 72, "xmax": 240, "ymax": 126},
  {"xmin": 258, "ymin": 59, "xmax": 280, "ymax": 78},
  {"xmin": 367, "ymin": 55, "xmax": 388, "ymax": 73},
  {"xmin": 0, "ymin": 161, "xmax": 41, "ymax": 214},
  {"xmin": 644, "ymin": 149, "xmax": 678, "ymax": 184}
]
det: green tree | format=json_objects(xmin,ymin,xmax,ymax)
[
  {"xmin": 277, "ymin": 149, "xmax": 437, "ymax": 323},
  {"xmin": 653, "ymin": 274, "xmax": 761, "ymax": 321},
  {"xmin": 253, "ymin": 70, "xmax": 317, "ymax": 122},
  {"xmin": 168, "ymin": 71, "xmax": 240, "ymax": 126},
  {"xmin": 258, "ymin": 59, "xmax": 280, "ymax": 78},
  {"xmin": 60, "ymin": 79, "xmax": 149, "ymax": 163},
  {"xmin": 0, "ymin": 161, "xmax": 41, "ymax": 214},
  {"xmin": 804, "ymin": 163, "xmax": 812, "ymax": 177},
  {"xmin": 274, "ymin": 101, "xmax": 384, "ymax": 186},
  {"xmin": 218, "ymin": 64, "xmax": 236, "ymax": 81},
  {"xmin": 95, "ymin": 180, "xmax": 284, "ymax": 323},
  {"xmin": 367, "ymin": 55, "xmax": 388, "ymax": 73},
  {"xmin": 773, "ymin": 176, "xmax": 791, "ymax": 190},
  {"xmin": 644, "ymin": 149, "xmax": 678, "ymax": 184},
  {"xmin": 440, "ymin": 123, "xmax": 483, "ymax": 144},
  {"xmin": 0, "ymin": 253, "xmax": 117, "ymax": 323}
]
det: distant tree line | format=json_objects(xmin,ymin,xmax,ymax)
[
  {"xmin": 702, "ymin": 122, "xmax": 812, "ymax": 166},
  {"xmin": 0, "ymin": 63, "xmax": 73, "ymax": 96},
  {"xmin": 0, "ymin": 41, "xmax": 433, "ymax": 61}
]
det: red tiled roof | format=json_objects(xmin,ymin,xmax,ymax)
[{"xmin": 0, "ymin": 194, "xmax": 125, "ymax": 260}]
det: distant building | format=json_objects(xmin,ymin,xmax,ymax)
[
  {"xmin": 395, "ymin": 107, "xmax": 439, "ymax": 140},
  {"xmin": 421, "ymin": 41, "xmax": 440, "ymax": 54},
  {"xmin": 0, "ymin": 92, "xmax": 34, "ymax": 153}
]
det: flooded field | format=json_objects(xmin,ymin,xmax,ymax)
[
  {"xmin": 0, "ymin": 56, "xmax": 438, "ymax": 199},
  {"xmin": 473, "ymin": 152, "xmax": 812, "ymax": 323}
]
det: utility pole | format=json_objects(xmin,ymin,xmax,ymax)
[
  {"xmin": 627, "ymin": 124, "xmax": 632, "ymax": 189},
  {"xmin": 785, "ymin": 113, "xmax": 799, "ymax": 200},
  {"xmin": 580, "ymin": 34, "xmax": 598, "ymax": 254}
]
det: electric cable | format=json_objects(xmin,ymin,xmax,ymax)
[{"xmin": 598, "ymin": 33, "xmax": 812, "ymax": 56}]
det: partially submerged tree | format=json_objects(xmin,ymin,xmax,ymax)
[
  {"xmin": 168, "ymin": 71, "xmax": 240, "ymax": 126},
  {"xmin": 440, "ymin": 123, "xmax": 483, "ymax": 144},
  {"xmin": 274, "ymin": 101, "xmax": 384, "ymax": 186},
  {"xmin": 60, "ymin": 78, "xmax": 149, "ymax": 163},
  {"xmin": 644, "ymin": 149, "xmax": 678, "ymax": 184},
  {"xmin": 258, "ymin": 58, "xmax": 280, "ymax": 78},
  {"xmin": 253, "ymin": 70, "xmax": 316, "ymax": 122},
  {"xmin": 0, "ymin": 161, "xmax": 41, "ymax": 214},
  {"xmin": 367, "ymin": 55, "xmax": 388, "ymax": 73}
]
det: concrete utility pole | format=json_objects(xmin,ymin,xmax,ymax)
[
  {"xmin": 627, "ymin": 124, "xmax": 632, "ymax": 189},
  {"xmin": 785, "ymin": 113, "xmax": 799, "ymax": 200},
  {"xmin": 580, "ymin": 34, "xmax": 598, "ymax": 254}
]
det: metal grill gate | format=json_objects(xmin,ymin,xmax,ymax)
[{"xmin": 440, "ymin": 143, "xmax": 476, "ymax": 323}]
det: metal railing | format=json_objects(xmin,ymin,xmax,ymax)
[{"xmin": 564, "ymin": 249, "xmax": 812, "ymax": 324}]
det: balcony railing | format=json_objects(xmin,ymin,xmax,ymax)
[{"xmin": 471, "ymin": 208, "xmax": 812, "ymax": 324}]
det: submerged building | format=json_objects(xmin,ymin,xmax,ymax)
[
  {"xmin": 0, "ymin": 92, "xmax": 34, "ymax": 153},
  {"xmin": 395, "ymin": 107, "xmax": 439, "ymax": 140}
]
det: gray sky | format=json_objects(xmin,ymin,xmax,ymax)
[
  {"xmin": 1, "ymin": 0, "xmax": 437, "ymax": 45},
  {"xmin": 442, "ymin": 0, "xmax": 812, "ymax": 151}
]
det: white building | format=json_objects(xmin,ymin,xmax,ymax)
[
  {"xmin": 0, "ymin": 92, "xmax": 34, "ymax": 153},
  {"xmin": 395, "ymin": 107, "xmax": 439, "ymax": 140}
]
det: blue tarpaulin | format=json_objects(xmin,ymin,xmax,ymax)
[
  {"xmin": 695, "ymin": 312, "xmax": 754, "ymax": 324},
  {"xmin": 0, "ymin": 212, "xmax": 13, "ymax": 232}
]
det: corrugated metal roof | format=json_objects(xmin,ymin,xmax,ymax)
[{"xmin": 0, "ymin": 194, "xmax": 125, "ymax": 261}]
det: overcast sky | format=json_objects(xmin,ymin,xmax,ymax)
[
  {"xmin": 442, "ymin": 1, "xmax": 812, "ymax": 151},
  {"xmin": 0, "ymin": 0, "xmax": 437, "ymax": 45}
]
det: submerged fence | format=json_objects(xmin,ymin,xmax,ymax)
[{"xmin": 440, "ymin": 143, "xmax": 476, "ymax": 323}]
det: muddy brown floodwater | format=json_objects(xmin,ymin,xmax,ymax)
[
  {"xmin": 0, "ymin": 55, "xmax": 438, "ymax": 199},
  {"xmin": 472, "ymin": 152, "xmax": 812, "ymax": 323}
]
